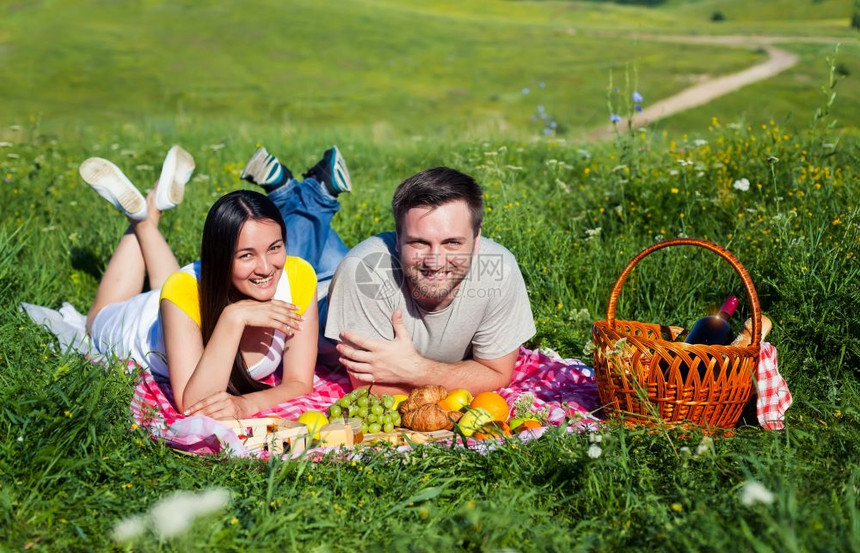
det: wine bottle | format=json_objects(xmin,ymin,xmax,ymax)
[
  {"xmin": 685, "ymin": 296, "xmax": 739, "ymax": 346},
  {"xmin": 678, "ymin": 296, "xmax": 739, "ymax": 381}
]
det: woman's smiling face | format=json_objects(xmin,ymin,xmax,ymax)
[{"xmin": 230, "ymin": 218, "xmax": 286, "ymax": 301}]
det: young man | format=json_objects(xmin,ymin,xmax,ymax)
[{"xmin": 325, "ymin": 167, "xmax": 535, "ymax": 395}]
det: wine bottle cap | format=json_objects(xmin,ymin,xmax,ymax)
[{"xmin": 721, "ymin": 296, "xmax": 739, "ymax": 317}]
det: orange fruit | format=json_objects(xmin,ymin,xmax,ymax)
[
  {"xmin": 469, "ymin": 392, "xmax": 510, "ymax": 422},
  {"xmin": 437, "ymin": 388, "xmax": 473, "ymax": 412},
  {"xmin": 474, "ymin": 421, "xmax": 512, "ymax": 440},
  {"xmin": 515, "ymin": 419, "xmax": 542, "ymax": 432}
]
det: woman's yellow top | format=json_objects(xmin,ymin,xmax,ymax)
[{"xmin": 158, "ymin": 257, "xmax": 317, "ymax": 326}]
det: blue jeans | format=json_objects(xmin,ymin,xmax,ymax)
[
  {"xmin": 268, "ymin": 177, "xmax": 347, "ymax": 351},
  {"xmin": 268, "ymin": 177, "xmax": 349, "ymax": 282}
]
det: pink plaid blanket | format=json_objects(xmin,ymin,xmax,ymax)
[
  {"xmin": 130, "ymin": 344, "xmax": 791, "ymax": 457},
  {"xmin": 131, "ymin": 347, "xmax": 600, "ymax": 456}
]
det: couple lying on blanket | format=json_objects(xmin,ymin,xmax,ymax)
[{"xmin": 82, "ymin": 145, "xmax": 553, "ymax": 423}]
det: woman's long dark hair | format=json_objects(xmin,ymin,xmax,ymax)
[{"xmin": 199, "ymin": 190, "xmax": 287, "ymax": 396}]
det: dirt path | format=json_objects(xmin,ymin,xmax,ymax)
[{"xmin": 586, "ymin": 34, "xmax": 849, "ymax": 140}]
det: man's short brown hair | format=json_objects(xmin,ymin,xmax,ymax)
[{"xmin": 392, "ymin": 167, "xmax": 483, "ymax": 236}]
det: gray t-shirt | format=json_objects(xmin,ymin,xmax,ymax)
[{"xmin": 325, "ymin": 232, "xmax": 536, "ymax": 362}]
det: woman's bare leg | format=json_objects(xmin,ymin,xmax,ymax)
[{"xmin": 86, "ymin": 189, "xmax": 180, "ymax": 333}]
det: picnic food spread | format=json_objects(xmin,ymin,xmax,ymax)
[{"xmin": 224, "ymin": 386, "xmax": 552, "ymax": 454}]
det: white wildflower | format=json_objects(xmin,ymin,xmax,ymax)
[
  {"xmin": 680, "ymin": 446, "xmax": 691, "ymax": 456},
  {"xmin": 587, "ymin": 444, "xmax": 603, "ymax": 459},
  {"xmin": 150, "ymin": 488, "xmax": 231, "ymax": 539},
  {"xmin": 571, "ymin": 308, "xmax": 590, "ymax": 324},
  {"xmin": 733, "ymin": 178, "xmax": 750, "ymax": 191},
  {"xmin": 208, "ymin": 143, "xmax": 226, "ymax": 151},
  {"xmin": 695, "ymin": 436, "xmax": 714, "ymax": 457},
  {"xmin": 694, "ymin": 139, "xmax": 708, "ymax": 147},
  {"xmin": 585, "ymin": 227, "xmax": 602, "ymax": 239},
  {"xmin": 0, "ymin": 142, "xmax": 12, "ymax": 148},
  {"xmin": 582, "ymin": 340, "xmax": 596, "ymax": 356},
  {"xmin": 16, "ymin": 436, "xmax": 23, "ymax": 442},
  {"xmin": 739, "ymin": 481, "xmax": 775, "ymax": 507},
  {"xmin": 112, "ymin": 515, "xmax": 146, "ymax": 542},
  {"xmin": 589, "ymin": 433, "xmax": 603, "ymax": 444}
]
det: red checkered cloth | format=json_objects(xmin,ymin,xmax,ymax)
[
  {"xmin": 130, "ymin": 346, "xmax": 601, "ymax": 456},
  {"xmin": 756, "ymin": 342, "xmax": 792, "ymax": 430}
]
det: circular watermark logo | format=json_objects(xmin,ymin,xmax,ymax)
[{"xmin": 354, "ymin": 252, "xmax": 402, "ymax": 301}]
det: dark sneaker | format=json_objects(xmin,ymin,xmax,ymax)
[
  {"xmin": 79, "ymin": 158, "xmax": 148, "ymax": 220},
  {"xmin": 240, "ymin": 147, "xmax": 292, "ymax": 189},
  {"xmin": 303, "ymin": 146, "xmax": 352, "ymax": 195}
]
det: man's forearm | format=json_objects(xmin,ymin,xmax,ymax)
[{"xmin": 410, "ymin": 356, "xmax": 513, "ymax": 395}]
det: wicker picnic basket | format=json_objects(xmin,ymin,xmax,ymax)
[{"xmin": 591, "ymin": 239, "xmax": 762, "ymax": 428}]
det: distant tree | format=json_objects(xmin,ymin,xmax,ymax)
[
  {"xmin": 852, "ymin": 0, "xmax": 860, "ymax": 31},
  {"xmin": 581, "ymin": 0, "xmax": 667, "ymax": 5},
  {"xmin": 711, "ymin": 11, "xmax": 726, "ymax": 22}
]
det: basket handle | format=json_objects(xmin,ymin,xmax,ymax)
[{"xmin": 606, "ymin": 238, "xmax": 762, "ymax": 347}]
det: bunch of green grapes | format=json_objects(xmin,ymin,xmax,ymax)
[{"xmin": 327, "ymin": 388, "xmax": 401, "ymax": 434}]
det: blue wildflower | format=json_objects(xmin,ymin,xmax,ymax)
[
  {"xmin": 543, "ymin": 128, "xmax": 553, "ymax": 136},
  {"xmin": 522, "ymin": 88, "xmax": 531, "ymax": 95},
  {"xmin": 633, "ymin": 91, "xmax": 643, "ymax": 103},
  {"xmin": 537, "ymin": 105, "xmax": 545, "ymax": 113},
  {"xmin": 539, "ymin": 81, "xmax": 546, "ymax": 89},
  {"xmin": 610, "ymin": 114, "xmax": 622, "ymax": 124},
  {"xmin": 635, "ymin": 105, "xmax": 643, "ymax": 113}
]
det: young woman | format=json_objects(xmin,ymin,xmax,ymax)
[{"xmin": 81, "ymin": 146, "xmax": 332, "ymax": 419}]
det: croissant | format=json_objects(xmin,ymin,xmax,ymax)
[
  {"xmin": 401, "ymin": 403, "xmax": 463, "ymax": 432},
  {"xmin": 398, "ymin": 385, "xmax": 448, "ymax": 414}
]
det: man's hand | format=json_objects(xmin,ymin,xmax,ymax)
[{"xmin": 337, "ymin": 310, "xmax": 424, "ymax": 385}]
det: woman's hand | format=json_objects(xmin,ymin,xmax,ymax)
[
  {"xmin": 226, "ymin": 299, "xmax": 303, "ymax": 334},
  {"xmin": 184, "ymin": 391, "xmax": 255, "ymax": 420}
]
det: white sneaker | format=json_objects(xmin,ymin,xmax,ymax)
[
  {"xmin": 155, "ymin": 145, "xmax": 195, "ymax": 211},
  {"xmin": 79, "ymin": 158, "xmax": 148, "ymax": 220}
]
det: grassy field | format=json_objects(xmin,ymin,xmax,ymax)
[
  {"xmin": 1, "ymin": 0, "xmax": 858, "ymax": 139},
  {"xmin": 2, "ymin": 0, "xmax": 860, "ymax": 551}
]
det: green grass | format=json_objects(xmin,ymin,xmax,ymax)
[
  {"xmin": 2, "ymin": 0, "xmax": 860, "ymax": 551},
  {"xmin": 1, "ymin": 0, "xmax": 858, "ymax": 140},
  {"xmin": 1, "ymin": 115, "xmax": 858, "ymax": 551}
]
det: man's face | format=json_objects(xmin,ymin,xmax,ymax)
[{"xmin": 396, "ymin": 199, "xmax": 480, "ymax": 311}]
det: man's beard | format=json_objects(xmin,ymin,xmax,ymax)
[{"xmin": 404, "ymin": 265, "xmax": 469, "ymax": 305}]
